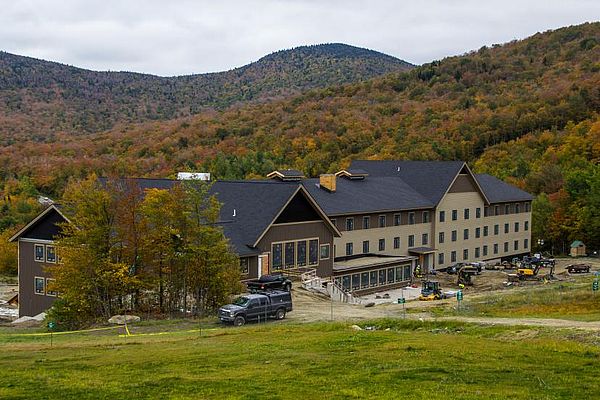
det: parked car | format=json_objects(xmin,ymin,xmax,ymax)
[
  {"xmin": 218, "ymin": 291, "xmax": 293, "ymax": 326},
  {"xmin": 246, "ymin": 274, "xmax": 292, "ymax": 292}
]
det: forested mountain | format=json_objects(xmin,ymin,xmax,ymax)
[
  {"xmin": 0, "ymin": 44, "xmax": 412, "ymax": 140},
  {"xmin": 1, "ymin": 22, "xmax": 600, "ymax": 263}
]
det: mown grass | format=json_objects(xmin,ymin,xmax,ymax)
[
  {"xmin": 1, "ymin": 319, "xmax": 599, "ymax": 399},
  {"xmin": 437, "ymin": 279, "xmax": 600, "ymax": 321}
]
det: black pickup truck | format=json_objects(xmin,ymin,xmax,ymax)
[
  {"xmin": 246, "ymin": 274, "xmax": 292, "ymax": 292},
  {"xmin": 218, "ymin": 291, "xmax": 293, "ymax": 326}
]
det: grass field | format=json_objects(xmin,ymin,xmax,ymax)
[
  {"xmin": 439, "ymin": 278, "xmax": 600, "ymax": 321},
  {"xmin": 1, "ymin": 319, "xmax": 599, "ymax": 399}
]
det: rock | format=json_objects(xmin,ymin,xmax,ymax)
[
  {"xmin": 350, "ymin": 324, "xmax": 363, "ymax": 331},
  {"xmin": 383, "ymin": 293, "xmax": 390, "ymax": 299},
  {"xmin": 364, "ymin": 302, "xmax": 376, "ymax": 308},
  {"xmin": 385, "ymin": 328, "xmax": 391, "ymax": 331},
  {"xmin": 108, "ymin": 315, "xmax": 141, "ymax": 325}
]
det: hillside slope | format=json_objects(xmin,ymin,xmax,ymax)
[{"xmin": 0, "ymin": 44, "xmax": 412, "ymax": 139}]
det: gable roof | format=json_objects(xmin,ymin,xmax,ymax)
[
  {"xmin": 9, "ymin": 204, "xmax": 70, "ymax": 242},
  {"xmin": 350, "ymin": 160, "xmax": 466, "ymax": 205},
  {"xmin": 302, "ymin": 176, "xmax": 434, "ymax": 216},
  {"xmin": 474, "ymin": 174, "xmax": 534, "ymax": 203}
]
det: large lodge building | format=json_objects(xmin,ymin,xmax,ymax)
[{"xmin": 10, "ymin": 160, "xmax": 532, "ymax": 317}]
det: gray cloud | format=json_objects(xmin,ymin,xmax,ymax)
[{"xmin": 0, "ymin": 0, "xmax": 598, "ymax": 76}]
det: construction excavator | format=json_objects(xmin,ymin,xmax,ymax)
[{"xmin": 457, "ymin": 265, "xmax": 479, "ymax": 286}]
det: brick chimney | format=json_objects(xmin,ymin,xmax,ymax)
[{"xmin": 319, "ymin": 174, "xmax": 336, "ymax": 192}]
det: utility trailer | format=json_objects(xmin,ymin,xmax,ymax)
[{"xmin": 566, "ymin": 264, "xmax": 591, "ymax": 274}]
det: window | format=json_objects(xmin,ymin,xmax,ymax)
[
  {"xmin": 404, "ymin": 265, "xmax": 411, "ymax": 280},
  {"xmin": 34, "ymin": 277, "xmax": 45, "ymax": 295},
  {"xmin": 438, "ymin": 232, "xmax": 445, "ymax": 244},
  {"xmin": 494, "ymin": 205, "xmax": 499, "ymax": 215},
  {"xmin": 379, "ymin": 269, "xmax": 386, "ymax": 285},
  {"xmin": 46, "ymin": 278, "xmax": 57, "ymax": 296},
  {"xmin": 515, "ymin": 203, "xmax": 520, "ymax": 213},
  {"xmin": 504, "ymin": 223, "xmax": 509, "ymax": 234},
  {"xmin": 362, "ymin": 216, "xmax": 370, "ymax": 229},
  {"xmin": 379, "ymin": 215, "xmax": 386, "ymax": 228},
  {"xmin": 452, "ymin": 210, "xmax": 458, "ymax": 221},
  {"xmin": 378, "ymin": 239, "xmax": 385, "ymax": 251},
  {"xmin": 284, "ymin": 242, "xmax": 295, "ymax": 268},
  {"xmin": 524, "ymin": 239, "xmax": 529, "ymax": 249},
  {"xmin": 493, "ymin": 244, "xmax": 499, "ymax": 254},
  {"xmin": 408, "ymin": 212, "xmax": 415, "ymax": 225},
  {"xmin": 475, "ymin": 227, "xmax": 481, "ymax": 239},
  {"xmin": 361, "ymin": 272, "xmax": 369, "ymax": 289},
  {"xmin": 34, "ymin": 244, "xmax": 45, "ymax": 262},
  {"xmin": 484, "ymin": 207, "xmax": 489, "ymax": 217},
  {"xmin": 464, "ymin": 208, "xmax": 470, "ymax": 220},
  {"xmin": 525, "ymin": 203, "xmax": 530, "ymax": 212},
  {"xmin": 309, "ymin": 239, "xmax": 319, "ymax": 265},
  {"xmin": 395, "ymin": 266, "xmax": 403, "ymax": 282},
  {"xmin": 483, "ymin": 245, "xmax": 488, "ymax": 256},
  {"xmin": 320, "ymin": 244, "xmax": 330, "ymax": 260},
  {"xmin": 352, "ymin": 274, "xmax": 360, "ymax": 290},
  {"xmin": 504, "ymin": 242, "xmax": 509, "ymax": 252},
  {"xmin": 483, "ymin": 226, "xmax": 489, "ymax": 237},
  {"xmin": 494, "ymin": 224, "xmax": 499, "ymax": 235},
  {"xmin": 388, "ymin": 268, "xmax": 395, "ymax": 284},
  {"xmin": 438, "ymin": 253, "xmax": 444, "ymax": 265},
  {"xmin": 475, "ymin": 247, "xmax": 480, "ymax": 258},
  {"xmin": 514, "ymin": 240, "xmax": 519, "ymax": 251},
  {"xmin": 393, "ymin": 237, "xmax": 400, "ymax": 249},
  {"xmin": 463, "ymin": 249, "xmax": 469, "ymax": 260},
  {"xmin": 370, "ymin": 271, "xmax": 378, "ymax": 287},
  {"xmin": 505, "ymin": 204, "xmax": 510, "ymax": 214},
  {"xmin": 342, "ymin": 276, "xmax": 350, "ymax": 290},
  {"xmin": 514, "ymin": 222, "xmax": 519, "ymax": 233},
  {"xmin": 346, "ymin": 218, "xmax": 354, "ymax": 231},
  {"xmin": 408, "ymin": 235, "xmax": 415, "ymax": 247},
  {"xmin": 476, "ymin": 207, "xmax": 481, "ymax": 218},
  {"xmin": 345, "ymin": 243, "xmax": 354, "ymax": 256},
  {"xmin": 362, "ymin": 240, "xmax": 370, "ymax": 254},
  {"xmin": 422, "ymin": 233, "xmax": 428, "ymax": 246},
  {"xmin": 272, "ymin": 243, "xmax": 283, "ymax": 270},
  {"xmin": 46, "ymin": 245, "xmax": 56, "ymax": 263},
  {"xmin": 525, "ymin": 221, "xmax": 529, "ymax": 231},
  {"xmin": 423, "ymin": 211, "xmax": 430, "ymax": 223},
  {"xmin": 394, "ymin": 214, "xmax": 401, "ymax": 226},
  {"xmin": 439, "ymin": 211, "xmax": 445, "ymax": 223},
  {"xmin": 451, "ymin": 230, "xmax": 457, "ymax": 242},
  {"xmin": 463, "ymin": 229, "xmax": 469, "ymax": 240},
  {"xmin": 297, "ymin": 241, "xmax": 307, "ymax": 266},
  {"xmin": 451, "ymin": 251, "xmax": 457, "ymax": 263},
  {"xmin": 240, "ymin": 258, "xmax": 249, "ymax": 274}
]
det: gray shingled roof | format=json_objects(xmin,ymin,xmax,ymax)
[
  {"xmin": 98, "ymin": 178, "xmax": 301, "ymax": 256},
  {"xmin": 474, "ymin": 174, "xmax": 534, "ymax": 203},
  {"xmin": 350, "ymin": 160, "xmax": 465, "ymax": 205},
  {"xmin": 302, "ymin": 176, "xmax": 434, "ymax": 216}
]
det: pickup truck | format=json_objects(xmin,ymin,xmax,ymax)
[
  {"xmin": 246, "ymin": 274, "xmax": 292, "ymax": 292},
  {"xmin": 566, "ymin": 263, "xmax": 591, "ymax": 273},
  {"xmin": 218, "ymin": 291, "xmax": 293, "ymax": 326}
]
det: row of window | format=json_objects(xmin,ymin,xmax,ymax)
[
  {"xmin": 334, "ymin": 264, "xmax": 412, "ymax": 291},
  {"xmin": 336, "ymin": 211, "xmax": 430, "ymax": 231},
  {"xmin": 439, "ymin": 203, "xmax": 530, "ymax": 223},
  {"xmin": 34, "ymin": 277, "xmax": 57, "ymax": 296},
  {"xmin": 34, "ymin": 244, "xmax": 57, "ymax": 263},
  {"xmin": 438, "ymin": 239, "xmax": 529, "ymax": 265},
  {"xmin": 439, "ymin": 221, "xmax": 529, "ymax": 244},
  {"xmin": 271, "ymin": 239, "xmax": 330, "ymax": 270},
  {"xmin": 344, "ymin": 233, "xmax": 428, "ymax": 256}
]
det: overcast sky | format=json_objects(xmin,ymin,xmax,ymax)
[{"xmin": 1, "ymin": 0, "xmax": 598, "ymax": 76}]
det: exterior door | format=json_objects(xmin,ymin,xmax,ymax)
[{"xmin": 260, "ymin": 253, "xmax": 270, "ymax": 276}]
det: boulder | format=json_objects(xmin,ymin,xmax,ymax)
[
  {"xmin": 350, "ymin": 324, "xmax": 363, "ymax": 331},
  {"xmin": 108, "ymin": 315, "xmax": 141, "ymax": 325}
]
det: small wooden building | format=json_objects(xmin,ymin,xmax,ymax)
[{"xmin": 570, "ymin": 240, "xmax": 586, "ymax": 257}]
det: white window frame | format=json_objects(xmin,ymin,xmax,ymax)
[
  {"xmin": 46, "ymin": 278, "xmax": 58, "ymax": 297},
  {"xmin": 34, "ymin": 244, "xmax": 45, "ymax": 262},
  {"xmin": 320, "ymin": 243, "xmax": 330, "ymax": 260},
  {"xmin": 34, "ymin": 276, "xmax": 45, "ymax": 295}
]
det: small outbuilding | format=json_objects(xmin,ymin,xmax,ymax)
[{"xmin": 570, "ymin": 240, "xmax": 586, "ymax": 257}]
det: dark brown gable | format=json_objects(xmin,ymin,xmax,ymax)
[
  {"xmin": 19, "ymin": 209, "xmax": 66, "ymax": 241},
  {"xmin": 448, "ymin": 173, "xmax": 479, "ymax": 193},
  {"xmin": 274, "ymin": 191, "xmax": 321, "ymax": 223}
]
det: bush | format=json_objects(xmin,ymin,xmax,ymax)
[{"xmin": 45, "ymin": 299, "xmax": 89, "ymax": 331}]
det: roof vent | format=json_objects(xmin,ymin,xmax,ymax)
[
  {"xmin": 177, "ymin": 172, "xmax": 211, "ymax": 181},
  {"xmin": 319, "ymin": 174, "xmax": 337, "ymax": 192},
  {"xmin": 266, "ymin": 169, "xmax": 305, "ymax": 181},
  {"xmin": 335, "ymin": 169, "xmax": 368, "ymax": 180}
]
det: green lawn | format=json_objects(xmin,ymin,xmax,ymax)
[
  {"xmin": 441, "ymin": 278, "xmax": 600, "ymax": 321},
  {"xmin": 1, "ymin": 319, "xmax": 599, "ymax": 399}
]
